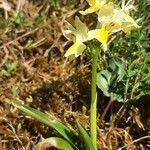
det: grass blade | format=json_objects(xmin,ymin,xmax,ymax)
[{"xmin": 76, "ymin": 121, "xmax": 95, "ymax": 150}]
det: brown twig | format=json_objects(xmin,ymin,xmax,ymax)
[
  {"xmin": 118, "ymin": 135, "xmax": 150, "ymax": 150},
  {"xmin": 7, "ymin": 121, "xmax": 25, "ymax": 150},
  {"xmin": 100, "ymin": 97, "xmax": 113, "ymax": 123},
  {"xmin": 0, "ymin": 28, "xmax": 40, "ymax": 49}
]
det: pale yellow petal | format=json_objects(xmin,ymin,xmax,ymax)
[
  {"xmin": 64, "ymin": 42, "xmax": 86, "ymax": 58},
  {"xmin": 75, "ymin": 16, "xmax": 88, "ymax": 40},
  {"xmin": 98, "ymin": 2, "xmax": 114, "ymax": 17},
  {"xmin": 63, "ymin": 21, "xmax": 77, "ymax": 42},
  {"xmin": 105, "ymin": 19, "xmax": 122, "ymax": 32},
  {"xmin": 63, "ymin": 30, "xmax": 76, "ymax": 42},
  {"xmin": 64, "ymin": 21, "xmax": 77, "ymax": 34},
  {"xmin": 122, "ymin": 23, "xmax": 140, "ymax": 33},
  {"xmin": 122, "ymin": 15, "xmax": 140, "ymax": 33},
  {"xmin": 124, "ymin": 15, "xmax": 137, "ymax": 23},
  {"xmin": 75, "ymin": 42, "xmax": 86, "ymax": 57}
]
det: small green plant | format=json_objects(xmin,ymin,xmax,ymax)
[
  {"xmin": 34, "ymin": 12, "xmax": 46, "ymax": 26},
  {"xmin": 11, "ymin": 12, "xmax": 25, "ymax": 26},
  {"xmin": 12, "ymin": 0, "xmax": 141, "ymax": 149},
  {"xmin": 48, "ymin": 0, "xmax": 60, "ymax": 6},
  {"xmin": 1, "ymin": 62, "xmax": 17, "ymax": 77}
]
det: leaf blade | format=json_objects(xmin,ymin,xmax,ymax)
[
  {"xmin": 76, "ymin": 121, "xmax": 95, "ymax": 150},
  {"xmin": 35, "ymin": 137, "xmax": 74, "ymax": 150},
  {"xmin": 12, "ymin": 100, "xmax": 78, "ymax": 149}
]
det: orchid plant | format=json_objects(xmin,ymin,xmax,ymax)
[
  {"xmin": 64, "ymin": 0, "xmax": 140, "ymax": 149},
  {"xmin": 12, "ymin": 0, "xmax": 140, "ymax": 149}
]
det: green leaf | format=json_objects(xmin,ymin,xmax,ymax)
[
  {"xmin": 12, "ymin": 13, "xmax": 24, "ymax": 25},
  {"xmin": 5, "ymin": 62, "xmax": 17, "ymax": 73},
  {"xmin": 127, "ymin": 59, "xmax": 139, "ymax": 77},
  {"xmin": 11, "ymin": 100, "xmax": 78, "ymax": 149},
  {"xmin": 35, "ymin": 137, "xmax": 74, "ymax": 150},
  {"xmin": 34, "ymin": 12, "xmax": 46, "ymax": 26},
  {"xmin": 76, "ymin": 121, "xmax": 95, "ymax": 150},
  {"xmin": 114, "ymin": 61, "xmax": 126, "ymax": 82},
  {"xmin": 97, "ymin": 72, "xmax": 110, "ymax": 96},
  {"xmin": 96, "ymin": 59, "xmax": 126, "ymax": 102}
]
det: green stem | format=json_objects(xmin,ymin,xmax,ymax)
[{"xmin": 90, "ymin": 47, "xmax": 99, "ymax": 150}]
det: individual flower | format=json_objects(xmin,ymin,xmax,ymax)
[
  {"xmin": 64, "ymin": 16, "xmax": 88, "ymax": 58},
  {"xmin": 97, "ymin": 2, "xmax": 123, "ymax": 33},
  {"xmin": 113, "ymin": 0, "xmax": 140, "ymax": 33},
  {"xmin": 80, "ymin": 0, "xmax": 106, "ymax": 15},
  {"xmin": 64, "ymin": 16, "xmax": 109, "ymax": 58},
  {"xmin": 88, "ymin": 26, "xmax": 108, "ymax": 50},
  {"xmin": 97, "ymin": 0, "xmax": 140, "ymax": 35}
]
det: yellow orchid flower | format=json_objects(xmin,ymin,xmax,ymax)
[
  {"xmin": 113, "ymin": 8, "xmax": 140, "ymax": 33},
  {"xmin": 64, "ymin": 42, "xmax": 86, "ymax": 58},
  {"xmin": 97, "ymin": 2, "xmax": 140, "ymax": 34},
  {"xmin": 88, "ymin": 26, "xmax": 108, "ymax": 50},
  {"xmin": 64, "ymin": 17, "xmax": 109, "ymax": 58},
  {"xmin": 80, "ymin": 0, "xmax": 106, "ymax": 15},
  {"xmin": 114, "ymin": 0, "xmax": 140, "ymax": 33},
  {"xmin": 121, "ymin": 14, "xmax": 140, "ymax": 33},
  {"xmin": 97, "ymin": 2, "xmax": 123, "ymax": 33},
  {"xmin": 64, "ymin": 16, "xmax": 88, "ymax": 58}
]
